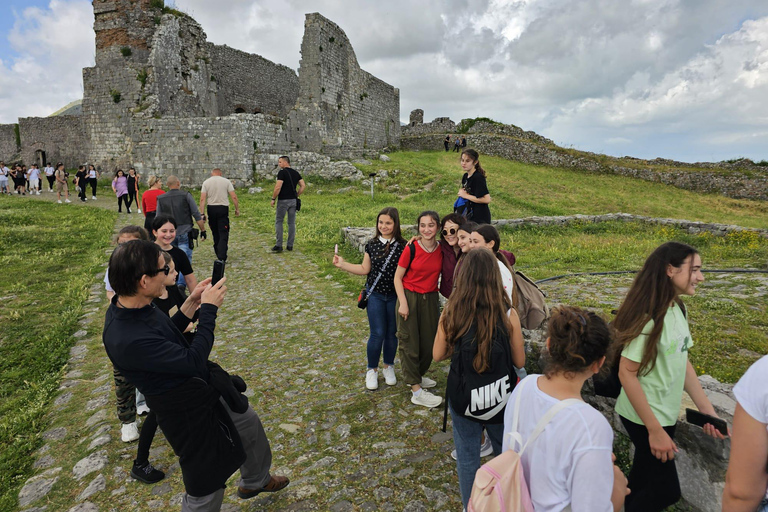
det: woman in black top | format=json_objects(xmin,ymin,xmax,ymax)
[
  {"xmin": 152, "ymin": 214, "xmax": 198, "ymax": 292},
  {"xmin": 458, "ymin": 149, "xmax": 491, "ymax": 224},
  {"xmin": 127, "ymin": 167, "xmax": 140, "ymax": 213},
  {"xmin": 333, "ymin": 207, "xmax": 406, "ymax": 391}
]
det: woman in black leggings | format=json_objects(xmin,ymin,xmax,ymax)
[
  {"xmin": 87, "ymin": 164, "xmax": 99, "ymax": 199},
  {"xmin": 126, "ymin": 168, "xmax": 140, "ymax": 213}
]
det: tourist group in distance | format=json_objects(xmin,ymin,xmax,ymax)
[{"xmin": 80, "ymin": 147, "xmax": 767, "ymax": 512}]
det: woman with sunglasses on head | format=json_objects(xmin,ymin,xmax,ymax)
[
  {"xmin": 615, "ymin": 242, "xmax": 726, "ymax": 512},
  {"xmin": 152, "ymin": 215, "xmax": 198, "ymax": 293},
  {"xmin": 436, "ymin": 213, "xmax": 467, "ymax": 299},
  {"xmin": 458, "ymin": 149, "xmax": 491, "ymax": 224},
  {"xmin": 394, "ymin": 211, "xmax": 444, "ymax": 408},
  {"xmin": 334, "ymin": 207, "xmax": 406, "ymax": 390}
]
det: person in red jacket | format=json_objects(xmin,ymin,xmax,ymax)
[{"xmin": 141, "ymin": 176, "xmax": 165, "ymax": 235}]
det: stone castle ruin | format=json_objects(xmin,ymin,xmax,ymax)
[{"xmin": 0, "ymin": 0, "xmax": 400, "ymax": 185}]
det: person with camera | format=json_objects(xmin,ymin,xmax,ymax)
[
  {"xmin": 156, "ymin": 175, "xmax": 206, "ymax": 288},
  {"xmin": 103, "ymin": 240, "xmax": 289, "ymax": 511}
]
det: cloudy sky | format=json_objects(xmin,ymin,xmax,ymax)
[{"xmin": 1, "ymin": 0, "xmax": 767, "ymax": 163}]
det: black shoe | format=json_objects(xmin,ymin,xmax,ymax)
[
  {"xmin": 271, "ymin": 246, "xmax": 283, "ymax": 253},
  {"xmin": 130, "ymin": 460, "xmax": 165, "ymax": 484},
  {"xmin": 286, "ymin": 246, "xmax": 293, "ymax": 251}
]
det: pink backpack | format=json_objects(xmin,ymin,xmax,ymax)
[{"xmin": 468, "ymin": 377, "xmax": 580, "ymax": 512}]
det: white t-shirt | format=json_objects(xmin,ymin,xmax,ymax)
[
  {"xmin": 44, "ymin": 166, "xmax": 54, "ymax": 176},
  {"xmin": 733, "ymin": 355, "xmax": 768, "ymax": 499},
  {"xmin": 104, "ymin": 269, "xmax": 114, "ymax": 293},
  {"xmin": 28, "ymin": 168, "xmax": 40, "ymax": 180},
  {"xmin": 502, "ymin": 375, "xmax": 615, "ymax": 512},
  {"xmin": 88, "ymin": 169, "xmax": 98, "ymax": 179},
  {"xmin": 0, "ymin": 166, "xmax": 8, "ymax": 178},
  {"xmin": 497, "ymin": 259, "xmax": 514, "ymax": 304}
]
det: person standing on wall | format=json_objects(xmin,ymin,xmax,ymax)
[
  {"xmin": 271, "ymin": 156, "xmax": 305, "ymax": 253},
  {"xmin": 200, "ymin": 168, "xmax": 240, "ymax": 262},
  {"xmin": 457, "ymin": 149, "xmax": 491, "ymax": 225},
  {"xmin": 156, "ymin": 175, "xmax": 206, "ymax": 288}
]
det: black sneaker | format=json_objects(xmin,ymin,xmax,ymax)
[
  {"xmin": 271, "ymin": 246, "xmax": 283, "ymax": 253},
  {"xmin": 130, "ymin": 460, "xmax": 165, "ymax": 484},
  {"xmin": 286, "ymin": 246, "xmax": 293, "ymax": 251}
]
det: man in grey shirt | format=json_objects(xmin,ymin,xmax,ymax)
[{"xmin": 156, "ymin": 175, "xmax": 206, "ymax": 288}]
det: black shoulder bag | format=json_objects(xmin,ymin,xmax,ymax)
[{"xmin": 358, "ymin": 241, "xmax": 399, "ymax": 309}]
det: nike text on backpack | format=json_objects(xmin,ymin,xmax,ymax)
[
  {"xmin": 447, "ymin": 324, "xmax": 517, "ymax": 424},
  {"xmin": 468, "ymin": 377, "xmax": 580, "ymax": 512}
]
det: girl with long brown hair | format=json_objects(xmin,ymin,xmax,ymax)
[
  {"xmin": 433, "ymin": 248, "xmax": 525, "ymax": 509},
  {"xmin": 614, "ymin": 241, "xmax": 726, "ymax": 512},
  {"xmin": 457, "ymin": 149, "xmax": 491, "ymax": 224},
  {"xmin": 334, "ymin": 207, "xmax": 406, "ymax": 390}
]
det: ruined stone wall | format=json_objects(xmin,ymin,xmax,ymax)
[
  {"xmin": 18, "ymin": 116, "xmax": 86, "ymax": 169},
  {"xmin": 288, "ymin": 13, "xmax": 400, "ymax": 157},
  {"xmin": 401, "ymin": 115, "xmax": 456, "ymax": 136},
  {"xmin": 130, "ymin": 113, "xmax": 290, "ymax": 186},
  {"xmin": 92, "ymin": 0, "xmax": 157, "ymax": 66},
  {"xmin": 208, "ymin": 44, "xmax": 298, "ymax": 117},
  {"xmin": 252, "ymin": 151, "xmax": 363, "ymax": 181},
  {"xmin": 0, "ymin": 124, "xmax": 19, "ymax": 162}
]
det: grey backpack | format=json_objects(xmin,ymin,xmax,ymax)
[{"xmin": 513, "ymin": 270, "xmax": 550, "ymax": 330}]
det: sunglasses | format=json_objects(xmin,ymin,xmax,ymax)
[
  {"xmin": 441, "ymin": 228, "xmax": 457, "ymax": 236},
  {"xmin": 148, "ymin": 264, "xmax": 171, "ymax": 277}
]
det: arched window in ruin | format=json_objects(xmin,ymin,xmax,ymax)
[
  {"xmin": 35, "ymin": 150, "xmax": 47, "ymax": 167},
  {"xmin": 234, "ymin": 107, "xmax": 246, "ymax": 114}
]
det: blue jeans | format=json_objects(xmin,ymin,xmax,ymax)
[
  {"xmin": 449, "ymin": 401, "xmax": 504, "ymax": 510},
  {"xmin": 366, "ymin": 291, "xmax": 398, "ymax": 369},
  {"xmin": 172, "ymin": 232, "xmax": 192, "ymax": 288}
]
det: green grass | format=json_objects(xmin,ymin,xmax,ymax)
[{"xmin": 0, "ymin": 196, "xmax": 116, "ymax": 510}]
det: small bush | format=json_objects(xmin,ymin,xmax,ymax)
[
  {"xmin": 193, "ymin": 134, "xmax": 200, "ymax": 139},
  {"xmin": 210, "ymin": 75, "xmax": 216, "ymax": 81},
  {"xmin": 120, "ymin": 47, "xmax": 132, "ymax": 57},
  {"xmin": 110, "ymin": 89, "xmax": 121, "ymax": 103},
  {"xmin": 153, "ymin": 16, "xmax": 161, "ymax": 25},
  {"xmin": 191, "ymin": 64, "xmax": 199, "ymax": 72},
  {"xmin": 150, "ymin": 0, "xmax": 164, "ymax": 8},
  {"xmin": 136, "ymin": 69, "xmax": 148, "ymax": 87},
  {"xmin": 13, "ymin": 124, "xmax": 20, "ymax": 148},
  {"xmin": 319, "ymin": 45, "xmax": 323, "ymax": 52}
]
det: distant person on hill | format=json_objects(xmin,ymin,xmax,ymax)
[
  {"xmin": 112, "ymin": 169, "xmax": 130, "ymax": 213},
  {"xmin": 614, "ymin": 242, "xmax": 727, "ymax": 512},
  {"xmin": 141, "ymin": 176, "xmax": 165, "ymax": 235},
  {"xmin": 444, "ymin": 135, "xmax": 451, "ymax": 152},
  {"xmin": 457, "ymin": 149, "xmax": 491, "ymax": 224},
  {"xmin": 334, "ymin": 207, "xmax": 406, "ymax": 390},
  {"xmin": 87, "ymin": 164, "xmax": 100, "ymax": 200},
  {"xmin": 200, "ymin": 168, "xmax": 240, "ymax": 262},
  {"xmin": 54, "ymin": 163, "xmax": 70, "ymax": 203},
  {"xmin": 721, "ymin": 355, "xmax": 768, "ymax": 512},
  {"xmin": 271, "ymin": 155, "xmax": 305, "ymax": 253}
]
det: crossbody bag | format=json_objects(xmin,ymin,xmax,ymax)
[{"xmin": 358, "ymin": 241, "xmax": 399, "ymax": 309}]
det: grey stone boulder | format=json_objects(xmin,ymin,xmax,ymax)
[
  {"xmin": 18, "ymin": 467, "xmax": 62, "ymax": 507},
  {"xmin": 77, "ymin": 474, "xmax": 106, "ymax": 501},
  {"xmin": 379, "ymin": 154, "xmax": 391, "ymax": 162},
  {"xmin": 73, "ymin": 450, "xmax": 108, "ymax": 480}
]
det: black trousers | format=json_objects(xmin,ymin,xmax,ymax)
[
  {"xmin": 127, "ymin": 189, "xmax": 138, "ymax": 210},
  {"xmin": 78, "ymin": 183, "xmax": 87, "ymax": 201},
  {"xmin": 207, "ymin": 205, "xmax": 230, "ymax": 261},
  {"xmin": 89, "ymin": 178, "xmax": 98, "ymax": 196},
  {"xmin": 117, "ymin": 194, "xmax": 130, "ymax": 212},
  {"xmin": 46, "ymin": 175, "xmax": 55, "ymax": 190},
  {"xmin": 144, "ymin": 212, "xmax": 156, "ymax": 237},
  {"xmin": 620, "ymin": 416, "xmax": 681, "ymax": 512},
  {"xmin": 135, "ymin": 411, "xmax": 158, "ymax": 465}
]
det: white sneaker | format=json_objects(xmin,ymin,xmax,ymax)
[
  {"xmin": 92, "ymin": 196, "xmax": 96, "ymax": 200},
  {"xmin": 138, "ymin": 209, "xmax": 142, "ymax": 214},
  {"xmin": 36, "ymin": 191, "xmax": 40, "ymax": 195},
  {"xmin": 136, "ymin": 403, "xmax": 150, "ymax": 416},
  {"xmin": 480, "ymin": 436, "xmax": 494, "ymax": 457},
  {"xmin": 421, "ymin": 376, "xmax": 437, "ymax": 389},
  {"xmin": 382, "ymin": 366, "xmax": 397, "ymax": 386},
  {"xmin": 365, "ymin": 369, "xmax": 378, "ymax": 390},
  {"xmin": 121, "ymin": 421, "xmax": 140, "ymax": 442},
  {"xmin": 450, "ymin": 449, "xmax": 457, "ymax": 460},
  {"xmin": 411, "ymin": 389, "xmax": 442, "ymax": 408},
  {"xmin": 64, "ymin": 199, "xmax": 71, "ymax": 203},
  {"xmin": 57, "ymin": 200, "xmax": 62, "ymax": 204}
]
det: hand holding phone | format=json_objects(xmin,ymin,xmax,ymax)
[
  {"xmin": 685, "ymin": 408, "xmax": 729, "ymax": 436},
  {"xmin": 212, "ymin": 259, "xmax": 225, "ymax": 286}
]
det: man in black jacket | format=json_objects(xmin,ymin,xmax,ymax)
[{"xmin": 103, "ymin": 241, "xmax": 288, "ymax": 511}]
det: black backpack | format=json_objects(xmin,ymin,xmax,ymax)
[{"xmin": 447, "ymin": 323, "xmax": 517, "ymax": 424}]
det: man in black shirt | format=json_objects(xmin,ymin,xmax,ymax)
[
  {"xmin": 103, "ymin": 241, "xmax": 288, "ymax": 510},
  {"xmin": 270, "ymin": 155, "xmax": 305, "ymax": 252}
]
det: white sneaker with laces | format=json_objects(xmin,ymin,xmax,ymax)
[
  {"xmin": 57, "ymin": 200, "xmax": 62, "ymax": 204},
  {"xmin": 411, "ymin": 389, "xmax": 442, "ymax": 408},
  {"xmin": 136, "ymin": 403, "xmax": 150, "ymax": 416},
  {"xmin": 480, "ymin": 436, "xmax": 494, "ymax": 457},
  {"xmin": 92, "ymin": 196, "xmax": 96, "ymax": 200},
  {"xmin": 121, "ymin": 421, "xmax": 140, "ymax": 442},
  {"xmin": 365, "ymin": 369, "xmax": 378, "ymax": 390},
  {"xmin": 421, "ymin": 376, "xmax": 437, "ymax": 388},
  {"xmin": 64, "ymin": 198, "xmax": 71, "ymax": 203},
  {"xmin": 138, "ymin": 209, "xmax": 142, "ymax": 214},
  {"xmin": 382, "ymin": 366, "xmax": 397, "ymax": 386}
]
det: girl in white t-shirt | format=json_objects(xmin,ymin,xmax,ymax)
[
  {"xmin": 502, "ymin": 306, "xmax": 629, "ymax": 512},
  {"xmin": 722, "ymin": 355, "xmax": 768, "ymax": 512},
  {"xmin": 467, "ymin": 224, "xmax": 515, "ymax": 305}
]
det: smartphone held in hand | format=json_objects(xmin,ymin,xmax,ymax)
[{"xmin": 212, "ymin": 259, "xmax": 225, "ymax": 285}]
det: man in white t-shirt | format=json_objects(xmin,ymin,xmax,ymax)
[
  {"xmin": 199, "ymin": 168, "xmax": 239, "ymax": 262},
  {"xmin": 27, "ymin": 164, "xmax": 41, "ymax": 195}
]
